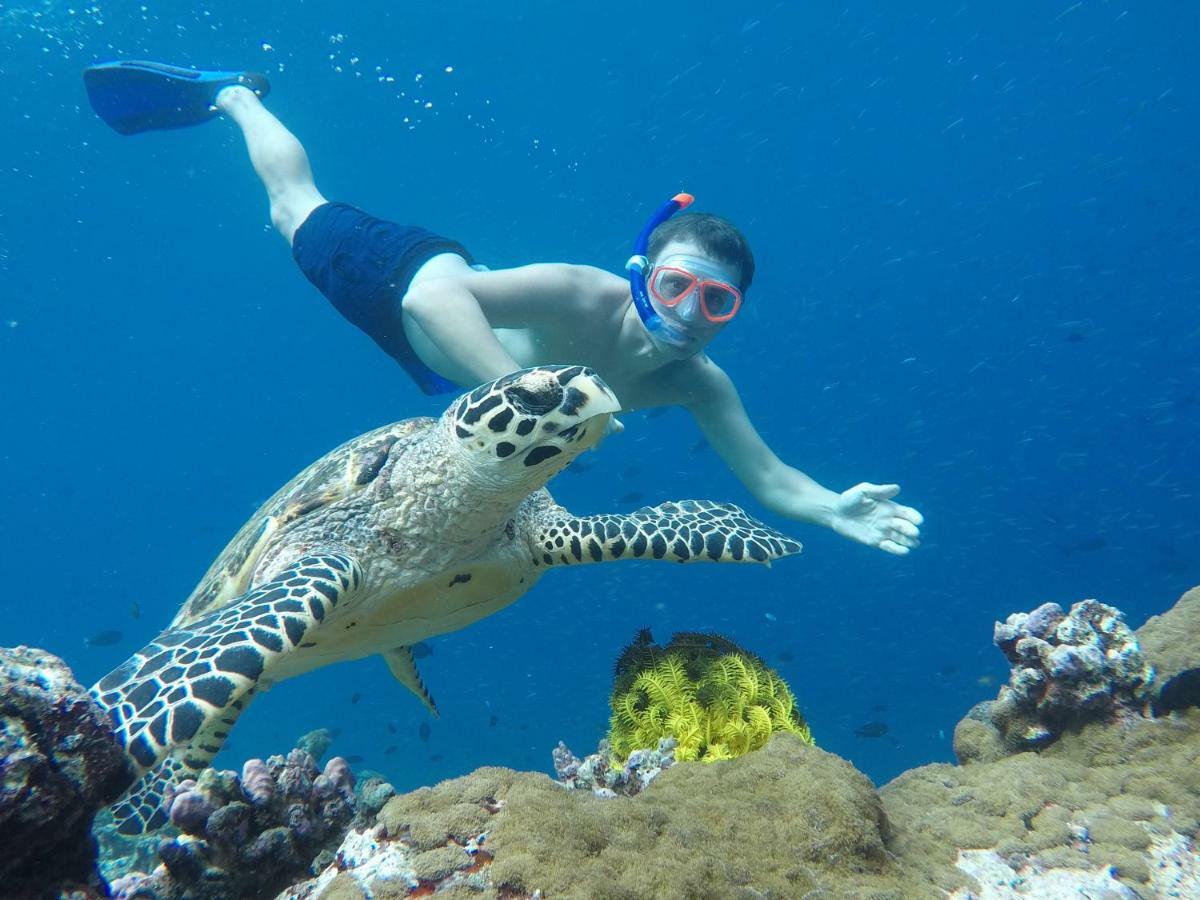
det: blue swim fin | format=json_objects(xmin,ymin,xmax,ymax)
[{"xmin": 83, "ymin": 60, "xmax": 270, "ymax": 135}]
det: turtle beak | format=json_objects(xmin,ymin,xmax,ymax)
[{"xmin": 558, "ymin": 369, "xmax": 621, "ymax": 450}]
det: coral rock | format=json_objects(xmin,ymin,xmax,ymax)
[
  {"xmin": 976, "ymin": 599, "xmax": 1154, "ymax": 755},
  {"xmin": 0, "ymin": 645, "xmax": 133, "ymax": 898}
]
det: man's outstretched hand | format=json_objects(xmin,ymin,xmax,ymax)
[{"xmin": 830, "ymin": 482, "xmax": 923, "ymax": 555}]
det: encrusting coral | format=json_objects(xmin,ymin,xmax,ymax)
[{"xmin": 606, "ymin": 628, "xmax": 812, "ymax": 764}]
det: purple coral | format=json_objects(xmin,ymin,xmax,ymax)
[
  {"xmin": 988, "ymin": 599, "xmax": 1154, "ymax": 749},
  {"xmin": 111, "ymin": 742, "xmax": 379, "ymax": 900},
  {"xmin": 168, "ymin": 784, "xmax": 217, "ymax": 835}
]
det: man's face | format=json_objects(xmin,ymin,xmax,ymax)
[{"xmin": 645, "ymin": 239, "xmax": 743, "ymax": 356}]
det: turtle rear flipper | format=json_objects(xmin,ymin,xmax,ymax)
[
  {"xmin": 384, "ymin": 646, "xmax": 439, "ymax": 717},
  {"xmin": 91, "ymin": 553, "xmax": 364, "ymax": 830},
  {"xmin": 533, "ymin": 500, "xmax": 802, "ymax": 567}
]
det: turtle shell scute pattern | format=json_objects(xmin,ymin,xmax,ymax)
[{"xmin": 177, "ymin": 419, "xmax": 429, "ymax": 624}]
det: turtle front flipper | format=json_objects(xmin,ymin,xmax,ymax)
[
  {"xmin": 532, "ymin": 500, "xmax": 802, "ymax": 567},
  {"xmin": 110, "ymin": 688, "xmax": 257, "ymax": 835},
  {"xmin": 91, "ymin": 553, "xmax": 364, "ymax": 831}
]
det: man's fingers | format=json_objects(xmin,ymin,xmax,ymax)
[
  {"xmin": 879, "ymin": 538, "xmax": 911, "ymax": 556},
  {"xmin": 896, "ymin": 504, "xmax": 924, "ymax": 526},
  {"xmin": 892, "ymin": 518, "xmax": 921, "ymax": 540},
  {"xmin": 861, "ymin": 482, "xmax": 901, "ymax": 501}
]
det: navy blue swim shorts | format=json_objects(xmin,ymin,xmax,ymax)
[{"xmin": 292, "ymin": 202, "xmax": 473, "ymax": 395}]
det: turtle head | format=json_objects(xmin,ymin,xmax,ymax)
[{"xmin": 447, "ymin": 366, "xmax": 621, "ymax": 487}]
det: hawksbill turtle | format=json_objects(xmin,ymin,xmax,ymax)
[{"xmin": 90, "ymin": 366, "xmax": 802, "ymax": 833}]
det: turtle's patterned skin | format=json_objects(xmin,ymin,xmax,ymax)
[{"xmin": 90, "ymin": 366, "xmax": 802, "ymax": 834}]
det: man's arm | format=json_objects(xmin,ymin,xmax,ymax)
[
  {"xmin": 402, "ymin": 264, "xmax": 606, "ymax": 385},
  {"xmin": 680, "ymin": 359, "xmax": 923, "ymax": 554}
]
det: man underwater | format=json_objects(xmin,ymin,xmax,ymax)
[{"xmin": 83, "ymin": 61, "xmax": 923, "ymax": 555}]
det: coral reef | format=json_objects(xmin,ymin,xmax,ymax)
[
  {"xmin": 108, "ymin": 748, "xmax": 368, "ymax": 900},
  {"xmin": 0, "ymin": 645, "xmax": 133, "ymax": 898},
  {"xmin": 9, "ymin": 585, "xmax": 1200, "ymax": 898},
  {"xmin": 552, "ymin": 736, "xmax": 676, "ymax": 797},
  {"xmin": 607, "ymin": 629, "xmax": 812, "ymax": 764},
  {"xmin": 285, "ymin": 734, "xmax": 898, "ymax": 899},
  {"xmin": 956, "ymin": 599, "xmax": 1153, "ymax": 758}
]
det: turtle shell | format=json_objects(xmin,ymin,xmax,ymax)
[{"xmin": 172, "ymin": 418, "xmax": 432, "ymax": 627}]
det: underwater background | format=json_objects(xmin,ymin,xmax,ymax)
[{"xmin": 0, "ymin": 1, "xmax": 1196, "ymax": 792}]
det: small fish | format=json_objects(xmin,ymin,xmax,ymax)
[
  {"xmin": 418, "ymin": 722, "xmax": 431, "ymax": 743},
  {"xmin": 430, "ymin": 753, "xmax": 443, "ymax": 762},
  {"xmin": 938, "ymin": 664, "xmax": 958, "ymax": 677},
  {"xmin": 130, "ymin": 601, "xmax": 141, "ymax": 621},
  {"xmin": 383, "ymin": 745, "xmax": 398, "ymax": 755},
  {"xmin": 619, "ymin": 491, "xmax": 645, "ymax": 505},
  {"xmin": 85, "ymin": 629, "xmax": 124, "ymax": 648},
  {"xmin": 777, "ymin": 650, "xmax": 796, "ymax": 663},
  {"xmin": 519, "ymin": 722, "xmax": 529, "ymax": 731},
  {"xmin": 386, "ymin": 721, "xmax": 397, "ymax": 734},
  {"xmin": 488, "ymin": 714, "xmax": 499, "ymax": 727},
  {"xmin": 350, "ymin": 692, "xmax": 362, "ymax": 705},
  {"xmin": 976, "ymin": 675, "xmax": 997, "ymax": 687},
  {"xmin": 855, "ymin": 721, "xmax": 890, "ymax": 739},
  {"xmin": 690, "ymin": 438, "xmax": 710, "ymax": 454},
  {"xmin": 344, "ymin": 754, "xmax": 364, "ymax": 764},
  {"xmin": 411, "ymin": 641, "xmax": 434, "ymax": 659}
]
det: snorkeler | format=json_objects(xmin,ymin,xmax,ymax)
[{"xmin": 82, "ymin": 60, "xmax": 923, "ymax": 555}]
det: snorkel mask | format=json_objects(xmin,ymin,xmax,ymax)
[{"xmin": 626, "ymin": 193, "xmax": 742, "ymax": 352}]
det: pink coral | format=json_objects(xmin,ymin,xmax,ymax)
[
  {"xmin": 323, "ymin": 756, "xmax": 356, "ymax": 799},
  {"xmin": 241, "ymin": 757, "xmax": 275, "ymax": 806}
]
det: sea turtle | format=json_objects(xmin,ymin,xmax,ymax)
[{"xmin": 90, "ymin": 366, "xmax": 802, "ymax": 833}]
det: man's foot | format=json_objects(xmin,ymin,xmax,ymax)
[
  {"xmin": 83, "ymin": 60, "xmax": 271, "ymax": 135},
  {"xmin": 214, "ymin": 83, "xmax": 261, "ymax": 114}
]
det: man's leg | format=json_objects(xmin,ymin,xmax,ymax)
[{"xmin": 215, "ymin": 85, "xmax": 326, "ymax": 245}]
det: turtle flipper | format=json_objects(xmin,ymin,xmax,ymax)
[
  {"xmin": 532, "ymin": 500, "xmax": 802, "ymax": 567},
  {"xmin": 110, "ymin": 689, "xmax": 256, "ymax": 835},
  {"xmin": 91, "ymin": 554, "xmax": 363, "ymax": 788}
]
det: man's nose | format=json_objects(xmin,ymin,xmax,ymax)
[{"xmin": 674, "ymin": 292, "xmax": 702, "ymax": 322}]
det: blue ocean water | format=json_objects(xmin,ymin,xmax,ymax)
[{"xmin": 1, "ymin": 1, "xmax": 1196, "ymax": 793}]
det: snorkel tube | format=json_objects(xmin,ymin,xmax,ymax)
[{"xmin": 626, "ymin": 192, "xmax": 694, "ymax": 348}]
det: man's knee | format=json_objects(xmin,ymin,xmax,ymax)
[{"xmin": 271, "ymin": 189, "xmax": 325, "ymax": 245}]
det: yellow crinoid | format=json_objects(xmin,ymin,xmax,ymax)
[{"xmin": 607, "ymin": 629, "xmax": 813, "ymax": 764}]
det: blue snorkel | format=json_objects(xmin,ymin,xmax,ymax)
[{"xmin": 626, "ymin": 192, "xmax": 695, "ymax": 349}]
